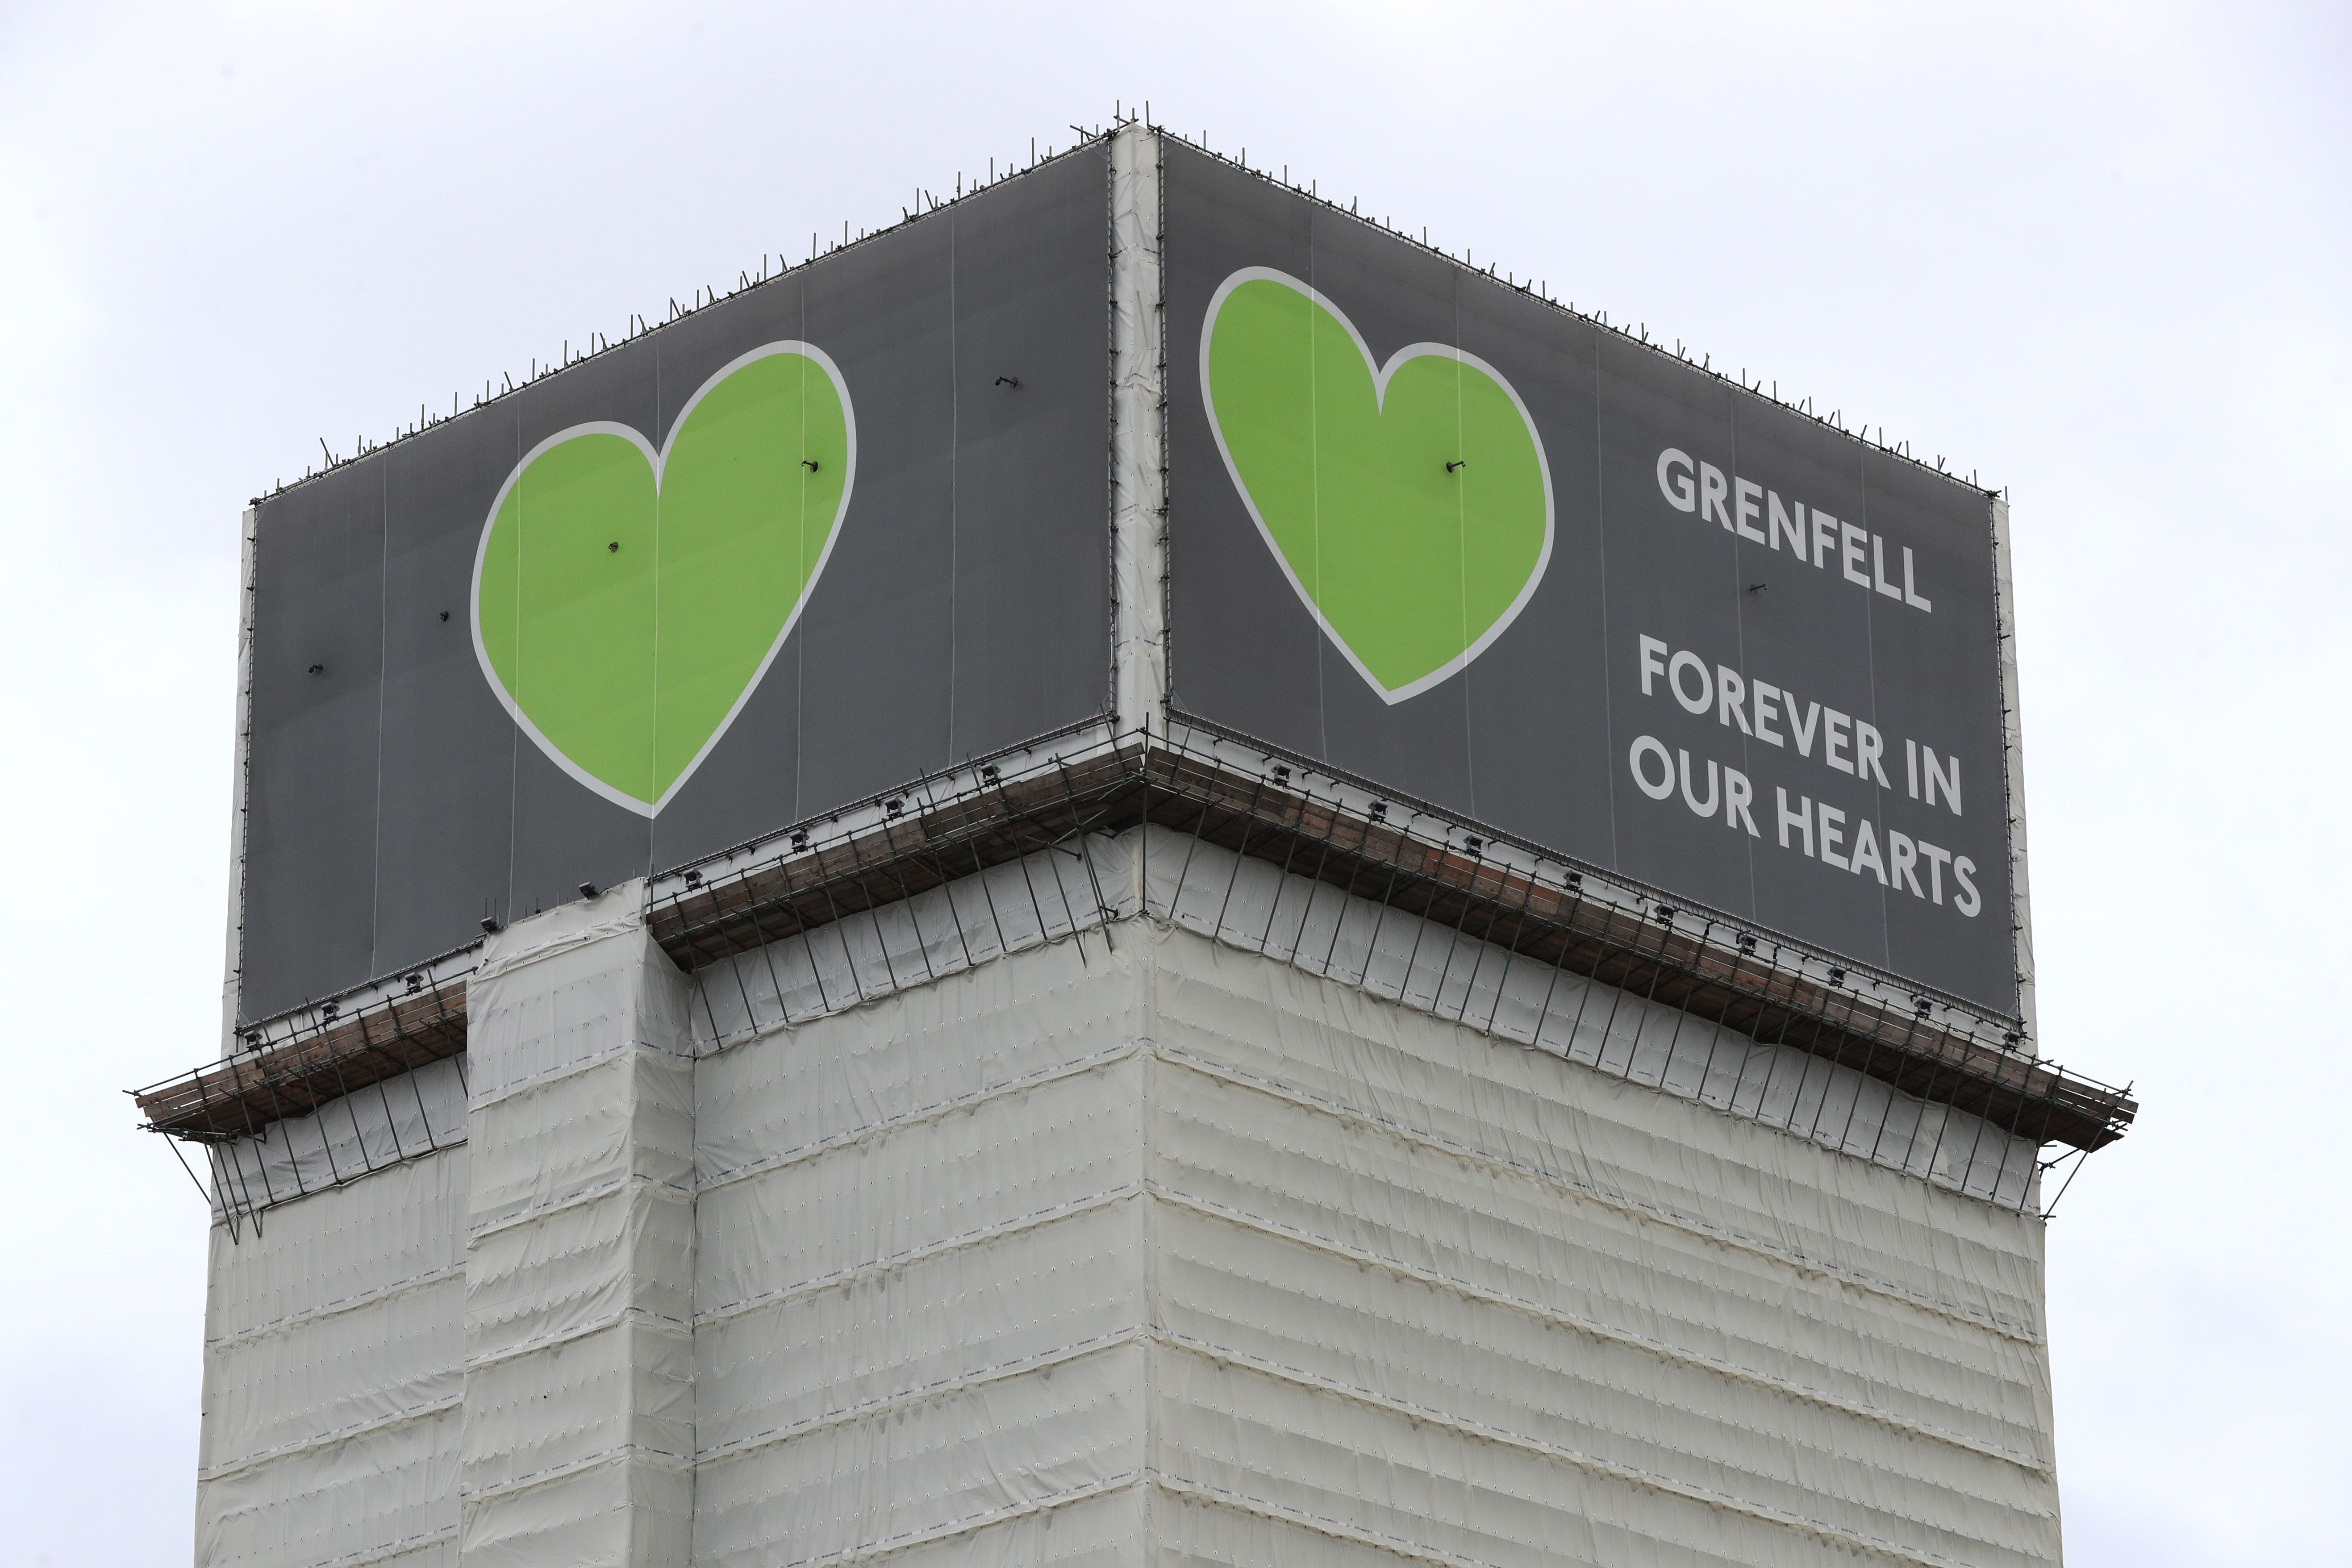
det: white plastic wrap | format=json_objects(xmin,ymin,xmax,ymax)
[
  {"xmin": 693, "ymin": 937, "xmax": 1148, "ymax": 1568},
  {"xmin": 209, "ymin": 1058, "xmax": 468, "ymax": 1222},
  {"xmin": 686, "ymin": 837, "xmax": 2055, "ymax": 1567},
  {"xmin": 195, "ymin": 831, "xmax": 2058, "ymax": 1568},
  {"xmin": 1143, "ymin": 825, "xmax": 2041, "ymax": 1209},
  {"xmin": 1141, "ymin": 922, "xmax": 2055, "ymax": 1568},
  {"xmin": 1110, "ymin": 120, "xmax": 1168, "ymax": 739},
  {"xmin": 196, "ymin": 1148, "xmax": 467, "ymax": 1568},
  {"xmin": 457, "ymin": 885, "xmax": 697, "ymax": 1568}
]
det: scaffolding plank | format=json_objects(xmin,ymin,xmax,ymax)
[
  {"xmin": 136, "ymin": 738, "xmax": 2133, "ymax": 1163},
  {"xmin": 133, "ymin": 983, "xmax": 468, "ymax": 1141}
]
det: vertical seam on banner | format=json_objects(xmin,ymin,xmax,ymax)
[
  {"xmin": 223, "ymin": 505, "xmax": 259, "ymax": 1043},
  {"xmin": 1308, "ymin": 205, "xmax": 1327, "ymax": 758},
  {"xmin": 371, "ymin": 462, "xmax": 389, "ymax": 974},
  {"xmin": 1858, "ymin": 463, "xmax": 1892, "ymax": 963},
  {"xmin": 651, "ymin": 342, "xmax": 666, "ymax": 829},
  {"xmin": 1727, "ymin": 397, "xmax": 1757, "ymax": 909},
  {"xmin": 1594, "ymin": 337, "xmax": 1618, "ymax": 866},
  {"xmin": 502, "ymin": 405, "xmax": 521, "ymax": 923},
  {"xmin": 1456, "ymin": 275, "xmax": 1476, "ymax": 814},
  {"xmin": 794, "ymin": 277, "xmax": 807, "ymax": 824},
  {"xmin": 949, "ymin": 210, "xmax": 960, "ymax": 759},
  {"xmin": 1107, "ymin": 136, "xmax": 1119, "ymax": 719},
  {"xmin": 793, "ymin": 320, "xmax": 809, "ymax": 822}
]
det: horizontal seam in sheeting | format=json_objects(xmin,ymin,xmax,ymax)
[
  {"xmin": 288, "ymin": 1522, "xmax": 459, "ymax": 1568},
  {"xmin": 211, "ymin": 1134, "xmax": 471, "ymax": 1226},
  {"xmin": 465, "ymin": 1303, "xmax": 692, "ymax": 1371},
  {"xmin": 1148, "ymin": 1183, "xmax": 2049, "ymax": 1473},
  {"xmin": 198, "ymin": 1392, "xmax": 463, "ymax": 1481},
  {"xmin": 467, "ymin": 1169, "xmax": 693, "ymax": 1243},
  {"xmin": 207, "ymin": 1263, "xmax": 464, "ymax": 1349},
  {"xmin": 696, "ymin": 1038, "xmax": 1146, "ymax": 1195},
  {"xmin": 695, "ymin": 1328, "xmax": 1146, "ymax": 1466},
  {"xmin": 693, "ymin": 939, "xmax": 1127, "ymax": 1060},
  {"xmin": 694, "ymin": 1183, "xmax": 1144, "ymax": 1327},
  {"xmin": 1151, "ymin": 1471, "xmax": 1505, "ymax": 1568},
  {"xmin": 467, "ymin": 1034, "xmax": 690, "ymax": 1114},
  {"xmin": 458, "ymin": 1438, "xmax": 692, "ymax": 1506},
  {"xmin": 1155, "ymin": 1042, "xmax": 2043, "ymax": 1345},
  {"xmin": 1163, "ymin": 916, "xmax": 2039, "ymax": 1213},
  {"xmin": 1154, "ymin": 1447, "xmax": 1983, "ymax": 1568},
  {"xmin": 1155, "ymin": 1334, "xmax": 2049, "ymax": 1564},
  {"xmin": 767, "ymin": 1471, "xmax": 1145, "ymax": 1568}
]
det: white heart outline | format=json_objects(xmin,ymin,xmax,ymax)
[
  {"xmin": 469, "ymin": 339, "xmax": 856, "ymax": 817},
  {"xmin": 1199, "ymin": 266, "xmax": 1555, "ymax": 705}
]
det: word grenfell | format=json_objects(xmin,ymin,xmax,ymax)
[
  {"xmin": 1625, "ymin": 737, "xmax": 1985, "ymax": 919},
  {"xmin": 1654, "ymin": 447, "xmax": 1932, "ymax": 613},
  {"xmin": 1636, "ymin": 635, "xmax": 1963, "ymax": 815}
]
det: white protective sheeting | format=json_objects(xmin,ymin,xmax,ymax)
[
  {"xmin": 209, "ymin": 1057, "xmax": 469, "ymax": 1223},
  {"xmin": 693, "ymin": 935, "xmax": 1147, "ymax": 1568},
  {"xmin": 459, "ymin": 884, "xmax": 697, "ymax": 1568},
  {"xmin": 197, "ymin": 1147, "xmax": 467, "ymax": 1568},
  {"xmin": 198, "ymin": 832, "xmax": 2059, "ymax": 1568},
  {"xmin": 1141, "ymin": 921, "xmax": 2056, "ymax": 1568},
  {"xmin": 1139, "ymin": 825, "xmax": 2042, "ymax": 1209},
  {"xmin": 1110, "ymin": 120, "xmax": 1168, "ymax": 739},
  {"xmin": 688, "ymin": 831, "xmax": 2056, "ymax": 1568}
]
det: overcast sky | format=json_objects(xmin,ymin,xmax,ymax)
[{"xmin": 2, "ymin": 3, "xmax": 2346, "ymax": 1564}]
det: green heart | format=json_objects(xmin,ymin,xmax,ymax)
[
  {"xmin": 471, "ymin": 342, "xmax": 853, "ymax": 813},
  {"xmin": 1201, "ymin": 269, "xmax": 1552, "ymax": 702}
]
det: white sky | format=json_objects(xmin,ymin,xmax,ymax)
[{"xmin": 1, "ymin": 3, "xmax": 2345, "ymax": 1564}]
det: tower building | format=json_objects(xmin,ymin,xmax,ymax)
[{"xmin": 138, "ymin": 121, "xmax": 2135, "ymax": 1568}]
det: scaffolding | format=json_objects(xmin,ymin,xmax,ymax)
[
  {"xmin": 132, "ymin": 976, "xmax": 470, "ymax": 1229},
  {"xmin": 135, "ymin": 721, "xmax": 2134, "ymax": 1223},
  {"xmin": 136, "ymin": 977, "xmax": 467, "ymax": 1142}
]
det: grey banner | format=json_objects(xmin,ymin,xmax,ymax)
[
  {"xmin": 240, "ymin": 149, "xmax": 1111, "ymax": 1024},
  {"xmin": 1163, "ymin": 144, "xmax": 2017, "ymax": 1013}
]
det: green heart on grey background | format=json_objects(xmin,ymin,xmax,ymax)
[
  {"xmin": 1201, "ymin": 268, "xmax": 1552, "ymax": 702},
  {"xmin": 471, "ymin": 342, "xmax": 854, "ymax": 813}
]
